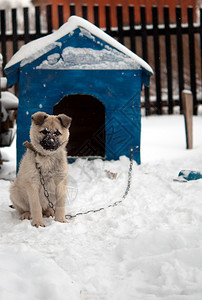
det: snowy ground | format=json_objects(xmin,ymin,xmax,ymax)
[{"xmin": 0, "ymin": 114, "xmax": 202, "ymax": 300}]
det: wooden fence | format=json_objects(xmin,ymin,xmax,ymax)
[{"xmin": 0, "ymin": 4, "xmax": 202, "ymax": 115}]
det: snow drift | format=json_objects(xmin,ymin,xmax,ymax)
[{"xmin": 0, "ymin": 114, "xmax": 202, "ymax": 299}]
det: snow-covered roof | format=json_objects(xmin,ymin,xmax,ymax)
[
  {"xmin": 36, "ymin": 46, "xmax": 143, "ymax": 70},
  {"xmin": 5, "ymin": 16, "xmax": 153, "ymax": 75}
]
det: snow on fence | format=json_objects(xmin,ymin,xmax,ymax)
[{"xmin": 0, "ymin": 4, "xmax": 202, "ymax": 115}]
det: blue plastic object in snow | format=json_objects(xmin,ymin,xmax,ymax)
[{"xmin": 175, "ymin": 170, "xmax": 202, "ymax": 182}]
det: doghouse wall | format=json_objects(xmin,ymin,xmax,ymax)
[{"xmin": 17, "ymin": 68, "xmax": 142, "ymax": 169}]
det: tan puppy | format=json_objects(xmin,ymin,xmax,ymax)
[{"xmin": 10, "ymin": 112, "xmax": 72, "ymax": 227}]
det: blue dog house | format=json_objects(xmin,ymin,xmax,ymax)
[{"xmin": 5, "ymin": 16, "xmax": 153, "ymax": 168}]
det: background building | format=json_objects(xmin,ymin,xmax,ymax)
[{"xmin": 33, "ymin": 0, "xmax": 197, "ymax": 29}]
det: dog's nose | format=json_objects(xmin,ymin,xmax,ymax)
[
  {"xmin": 49, "ymin": 138, "xmax": 54, "ymax": 144},
  {"xmin": 40, "ymin": 136, "xmax": 60, "ymax": 151},
  {"xmin": 46, "ymin": 137, "xmax": 56, "ymax": 147}
]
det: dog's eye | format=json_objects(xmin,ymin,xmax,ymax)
[
  {"xmin": 40, "ymin": 128, "xmax": 50, "ymax": 135},
  {"xmin": 54, "ymin": 129, "xmax": 61, "ymax": 136}
]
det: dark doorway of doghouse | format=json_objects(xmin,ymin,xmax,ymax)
[{"xmin": 53, "ymin": 94, "xmax": 105, "ymax": 157}]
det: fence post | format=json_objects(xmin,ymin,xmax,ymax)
[
  {"xmin": 117, "ymin": 5, "xmax": 124, "ymax": 44},
  {"xmin": 93, "ymin": 5, "xmax": 99, "ymax": 27},
  {"xmin": 35, "ymin": 6, "xmax": 41, "ymax": 39},
  {"xmin": 46, "ymin": 5, "xmax": 52, "ymax": 34},
  {"xmin": 140, "ymin": 6, "xmax": 150, "ymax": 116},
  {"xmin": 200, "ymin": 8, "xmax": 202, "ymax": 104},
  {"xmin": 176, "ymin": 7, "xmax": 184, "ymax": 113},
  {"xmin": 182, "ymin": 90, "xmax": 193, "ymax": 149},
  {"xmin": 129, "ymin": 5, "xmax": 136, "ymax": 53},
  {"xmin": 23, "ymin": 7, "xmax": 29, "ymax": 44},
  {"xmin": 12, "ymin": 9, "xmax": 18, "ymax": 54},
  {"xmin": 152, "ymin": 6, "xmax": 162, "ymax": 115},
  {"xmin": 188, "ymin": 7, "xmax": 197, "ymax": 115},
  {"xmin": 12, "ymin": 8, "xmax": 18, "ymax": 95},
  {"xmin": 82, "ymin": 5, "xmax": 88, "ymax": 20},
  {"xmin": 58, "ymin": 5, "xmax": 64, "ymax": 28},
  {"xmin": 70, "ymin": 4, "xmax": 75, "ymax": 16},
  {"xmin": 0, "ymin": 10, "xmax": 7, "ymax": 72},
  {"xmin": 105, "ymin": 5, "xmax": 111, "ymax": 35},
  {"xmin": 164, "ymin": 6, "xmax": 173, "ymax": 114}
]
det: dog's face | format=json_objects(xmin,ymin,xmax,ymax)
[{"xmin": 30, "ymin": 112, "xmax": 72, "ymax": 155}]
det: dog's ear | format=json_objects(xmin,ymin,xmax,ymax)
[
  {"xmin": 31, "ymin": 112, "xmax": 48, "ymax": 126},
  {"xmin": 57, "ymin": 114, "xmax": 72, "ymax": 129}
]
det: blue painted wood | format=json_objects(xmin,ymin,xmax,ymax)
[
  {"xmin": 17, "ymin": 68, "xmax": 142, "ymax": 168},
  {"xmin": 4, "ymin": 26, "xmax": 151, "ymax": 169}
]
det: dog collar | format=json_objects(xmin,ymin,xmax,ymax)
[
  {"xmin": 23, "ymin": 141, "xmax": 36, "ymax": 152},
  {"xmin": 23, "ymin": 141, "xmax": 45, "ymax": 156}
]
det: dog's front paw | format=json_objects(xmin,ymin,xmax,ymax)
[
  {"xmin": 31, "ymin": 219, "xmax": 45, "ymax": 227},
  {"xmin": 55, "ymin": 208, "xmax": 67, "ymax": 223},
  {"xmin": 20, "ymin": 211, "xmax": 31, "ymax": 220},
  {"xmin": 55, "ymin": 216, "xmax": 67, "ymax": 223},
  {"xmin": 43, "ymin": 207, "xmax": 55, "ymax": 218}
]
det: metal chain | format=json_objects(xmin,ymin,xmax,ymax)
[
  {"xmin": 35, "ymin": 161, "xmax": 55, "ymax": 213},
  {"xmin": 35, "ymin": 148, "xmax": 134, "ymax": 220},
  {"xmin": 65, "ymin": 148, "xmax": 134, "ymax": 219},
  {"xmin": 122, "ymin": 148, "xmax": 134, "ymax": 199}
]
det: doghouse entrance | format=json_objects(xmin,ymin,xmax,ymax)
[{"xmin": 53, "ymin": 94, "xmax": 105, "ymax": 157}]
